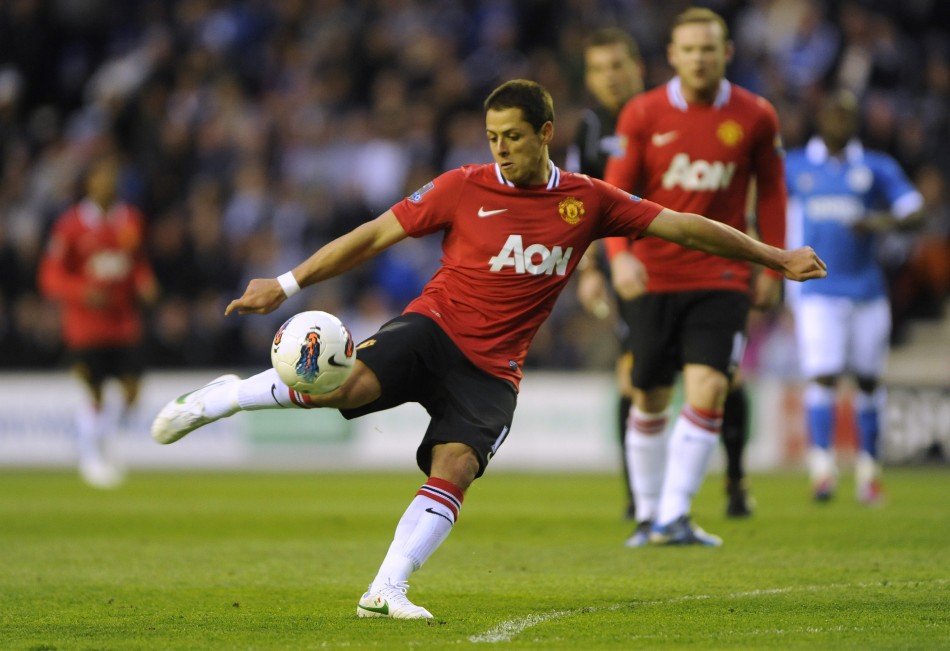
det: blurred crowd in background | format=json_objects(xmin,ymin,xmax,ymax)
[{"xmin": 1, "ymin": 0, "xmax": 949, "ymax": 374}]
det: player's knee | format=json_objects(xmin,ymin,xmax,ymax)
[
  {"xmin": 683, "ymin": 365, "xmax": 730, "ymax": 409},
  {"xmin": 316, "ymin": 362, "xmax": 381, "ymax": 409},
  {"xmin": 632, "ymin": 386, "xmax": 673, "ymax": 414},
  {"xmin": 429, "ymin": 443, "xmax": 479, "ymax": 491}
]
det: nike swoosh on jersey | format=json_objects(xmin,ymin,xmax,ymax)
[
  {"xmin": 478, "ymin": 207, "xmax": 508, "ymax": 217},
  {"xmin": 651, "ymin": 131, "xmax": 679, "ymax": 147}
]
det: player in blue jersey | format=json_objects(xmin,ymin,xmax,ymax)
[{"xmin": 785, "ymin": 89, "xmax": 924, "ymax": 504}]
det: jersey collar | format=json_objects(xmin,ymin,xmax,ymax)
[
  {"xmin": 78, "ymin": 198, "xmax": 125, "ymax": 227},
  {"xmin": 493, "ymin": 159, "xmax": 561, "ymax": 190},
  {"xmin": 805, "ymin": 136, "xmax": 864, "ymax": 164},
  {"xmin": 667, "ymin": 76, "xmax": 731, "ymax": 111},
  {"xmin": 78, "ymin": 198, "xmax": 107, "ymax": 227}
]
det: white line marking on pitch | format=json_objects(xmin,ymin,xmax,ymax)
[
  {"xmin": 468, "ymin": 610, "xmax": 587, "ymax": 643},
  {"xmin": 468, "ymin": 577, "xmax": 948, "ymax": 643}
]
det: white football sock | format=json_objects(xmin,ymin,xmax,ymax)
[
  {"xmin": 76, "ymin": 403, "xmax": 108, "ymax": 464},
  {"xmin": 808, "ymin": 446, "xmax": 838, "ymax": 484},
  {"xmin": 855, "ymin": 450, "xmax": 880, "ymax": 488},
  {"xmin": 198, "ymin": 369, "xmax": 299, "ymax": 421},
  {"xmin": 624, "ymin": 408, "xmax": 669, "ymax": 523},
  {"xmin": 372, "ymin": 478, "xmax": 463, "ymax": 589},
  {"xmin": 236, "ymin": 368, "xmax": 301, "ymax": 411},
  {"xmin": 656, "ymin": 405, "xmax": 721, "ymax": 527}
]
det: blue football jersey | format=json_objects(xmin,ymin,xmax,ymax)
[{"xmin": 785, "ymin": 138, "xmax": 922, "ymax": 300}]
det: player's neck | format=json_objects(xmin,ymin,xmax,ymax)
[
  {"xmin": 681, "ymin": 85, "xmax": 718, "ymax": 106},
  {"xmin": 522, "ymin": 156, "xmax": 552, "ymax": 186},
  {"xmin": 823, "ymin": 138, "xmax": 848, "ymax": 158},
  {"xmin": 539, "ymin": 155, "xmax": 551, "ymax": 184},
  {"xmin": 88, "ymin": 196, "xmax": 116, "ymax": 213}
]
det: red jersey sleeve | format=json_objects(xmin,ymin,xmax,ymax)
[
  {"xmin": 391, "ymin": 169, "xmax": 466, "ymax": 237},
  {"xmin": 603, "ymin": 235, "xmax": 632, "ymax": 260},
  {"xmin": 591, "ymin": 177, "xmax": 664, "ymax": 240},
  {"xmin": 602, "ymin": 99, "xmax": 649, "ymax": 261},
  {"xmin": 750, "ymin": 98, "xmax": 787, "ymax": 278}
]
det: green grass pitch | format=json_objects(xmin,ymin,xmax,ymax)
[{"xmin": 1, "ymin": 467, "xmax": 948, "ymax": 650}]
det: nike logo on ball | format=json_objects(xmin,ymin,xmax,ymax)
[
  {"xmin": 478, "ymin": 207, "xmax": 508, "ymax": 217},
  {"xmin": 651, "ymin": 131, "xmax": 679, "ymax": 147},
  {"xmin": 327, "ymin": 354, "xmax": 349, "ymax": 367}
]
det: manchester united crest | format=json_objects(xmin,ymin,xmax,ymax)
[
  {"xmin": 716, "ymin": 120, "xmax": 743, "ymax": 147},
  {"xmin": 558, "ymin": 197, "xmax": 585, "ymax": 225}
]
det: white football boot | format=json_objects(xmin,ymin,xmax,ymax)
[
  {"xmin": 79, "ymin": 456, "xmax": 125, "ymax": 489},
  {"xmin": 151, "ymin": 374, "xmax": 240, "ymax": 444},
  {"xmin": 357, "ymin": 581, "xmax": 433, "ymax": 619}
]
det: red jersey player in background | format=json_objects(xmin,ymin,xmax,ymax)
[
  {"xmin": 38, "ymin": 151, "xmax": 158, "ymax": 488},
  {"xmin": 149, "ymin": 80, "xmax": 823, "ymax": 619},
  {"xmin": 600, "ymin": 7, "xmax": 788, "ymax": 547}
]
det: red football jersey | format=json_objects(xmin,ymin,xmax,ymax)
[
  {"xmin": 391, "ymin": 162, "xmax": 663, "ymax": 387},
  {"xmin": 38, "ymin": 199, "xmax": 156, "ymax": 349},
  {"xmin": 604, "ymin": 78, "xmax": 787, "ymax": 293}
]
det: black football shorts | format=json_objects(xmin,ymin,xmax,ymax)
[
  {"xmin": 339, "ymin": 313, "xmax": 517, "ymax": 478},
  {"xmin": 619, "ymin": 290, "xmax": 750, "ymax": 390},
  {"xmin": 71, "ymin": 344, "xmax": 146, "ymax": 386}
]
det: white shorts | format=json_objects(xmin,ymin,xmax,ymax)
[{"xmin": 794, "ymin": 294, "xmax": 891, "ymax": 379}]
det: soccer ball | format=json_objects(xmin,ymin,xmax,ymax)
[{"xmin": 271, "ymin": 311, "xmax": 357, "ymax": 395}]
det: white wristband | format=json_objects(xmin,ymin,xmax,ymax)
[{"xmin": 277, "ymin": 271, "xmax": 301, "ymax": 298}]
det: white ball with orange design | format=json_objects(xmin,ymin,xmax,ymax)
[{"xmin": 270, "ymin": 311, "xmax": 356, "ymax": 395}]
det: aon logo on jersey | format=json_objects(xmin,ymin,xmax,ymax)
[
  {"xmin": 489, "ymin": 234, "xmax": 573, "ymax": 275},
  {"xmin": 663, "ymin": 153, "xmax": 736, "ymax": 191}
]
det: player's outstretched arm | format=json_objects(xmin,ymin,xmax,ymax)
[
  {"xmin": 645, "ymin": 208, "xmax": 827, "ymax": 282},
  {"xmin": 225, "ymin": 210, "xmax": 409, "ymax": 316}
]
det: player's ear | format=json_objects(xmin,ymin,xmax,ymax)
[{"xmin": 539, "ymin": 121, "xmax": 554, "ymax": 145}]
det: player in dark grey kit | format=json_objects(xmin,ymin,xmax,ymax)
[{"xmin": 567, "ymin": 27, "xmax": 645, "ymax": 522}]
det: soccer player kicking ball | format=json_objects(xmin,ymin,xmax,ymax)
[{"xmin": 151, "ymin": 80, "xmax": 826, "ymax": 619}]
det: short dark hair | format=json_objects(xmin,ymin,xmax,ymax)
[
  {"xmin": 483, "ymin": 80, "xmax": 555, "ymax": 133},
  {"xmin": 671, "ymin": 7, "xmax": 730, "ymax": 41},
  {"xmin": 584, "ymin": 27, "xmax": 641, "ymax": 62}
]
